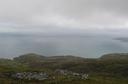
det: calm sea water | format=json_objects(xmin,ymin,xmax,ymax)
[{"xmin": 0, "ymin": 33, "xmax": 128, "ymax": 58}]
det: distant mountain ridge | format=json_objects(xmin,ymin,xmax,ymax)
[
  {"xmin": 13, "ymin": 53, "xmax": 128, "ymax": 64},
  {"xmin": 0, "ymin": 53, "xmax": 128, "ymax": 77},
  {"xmin": 13, "ymin": 53, "xmax": 85, "ymax": 63},
  {"xmin": 1, "ymin": 53, "xmax": 128, "ymax": 83},
  {"xmin": 115, "ymin": 37, "xmax": 128, "ymax": 42},
  {"xmin": 13, "ymin": 53, "xmax": 46, "ymax": 63},
  {"xmin": 100, "ymin": 53, "xmax": 128, "ymax": 60}
]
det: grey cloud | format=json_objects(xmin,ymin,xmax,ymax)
[{"xmin": 0, "ymin": 0, "xmax": 128, "ymax": 33}]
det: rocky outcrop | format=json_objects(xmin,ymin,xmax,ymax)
[
  {"xmin": 55, "ymin": 69, "xmax": 89, "ymax": 79},
  {"xmin": 11, "ymin": 72, "xmax": 48, "ymax": 80}
]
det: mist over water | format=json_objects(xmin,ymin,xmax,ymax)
[{"xmin": 0, "ymin": 30, "xmax": 128, "ymax": 58}]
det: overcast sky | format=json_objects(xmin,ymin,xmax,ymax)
[{"xmin": 0, "ymin": 0, "xmax": 128, "ymax": 34}]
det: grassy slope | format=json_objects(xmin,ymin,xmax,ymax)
[
  {"xmin": 0, "ymin": 76, "xmax": 128, "ymax": 84},
  {"xmin": 0, "ymin": 53, "xmax": 128, "ymax": 83}
]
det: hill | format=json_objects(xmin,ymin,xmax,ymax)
[
  {"xmin": 0, "ymin": 53, "xmax": 128, "ymax": 84},
  {"xmin": 13, "ymin": 53, "xmax": 46, "ymax": 63},
  {"xmin": 11, "ymin": 53, "xmax": 128, "ymax": 77},
  {"xmin": 100, "ymin": 53, "xmax": 128, "ymax": 60}
]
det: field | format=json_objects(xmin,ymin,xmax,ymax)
[{"xmin": 0, "ymin": 53, "xmax": 128, "ymax": 84}]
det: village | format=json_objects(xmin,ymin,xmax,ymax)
[{"xmin": 11, "ymin": 69, "xmax": 89, "ymax": 81}]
